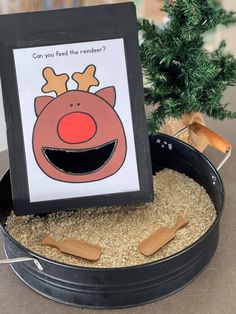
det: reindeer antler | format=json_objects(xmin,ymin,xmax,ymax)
[
  {"xmin": 42, "ymin": 67, "xmax": 69, "ymax": 96},
  {"xmin": 72, "ymin": 65, "xmax": 99, "ymax": 92}
]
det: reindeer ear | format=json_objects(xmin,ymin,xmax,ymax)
[
  {"xmin": 95, "ymin": 87, "xmax": 116, "ymax": 107},
  {"xmin": 34, "ymin": 96, "xmax": 54, "ymax": 116}
]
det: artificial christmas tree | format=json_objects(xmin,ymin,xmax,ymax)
[{"xmin": 140, "ymin": 0, "xmax": 236, "ymax": 150}]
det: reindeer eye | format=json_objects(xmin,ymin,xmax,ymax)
[
  {"xmin": 77, "ymin": 103, "xmax": 80, "ymax": 106},
  {"xmin": 70, "ymin": 104, "xmax": 73, "ymax": 107}
]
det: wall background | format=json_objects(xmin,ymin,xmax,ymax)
[{"xmin": 0, "ymin": 0, "xmax": 236, "ymax": 152}]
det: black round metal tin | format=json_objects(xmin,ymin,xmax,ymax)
[{"xmin": 0, "ymin": 134, "xmax": 224, "ymax": 308}]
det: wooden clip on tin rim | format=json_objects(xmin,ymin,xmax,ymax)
[{"xmin": 190, "ymin": 122, "xmax": 232, "ymax": 154}]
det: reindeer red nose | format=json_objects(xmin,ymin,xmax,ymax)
[{"xmin": 58, "ymin": 112, "xmax": 97, "ymax": 144}]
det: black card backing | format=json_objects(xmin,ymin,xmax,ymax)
[{"xmin": 0, "ymin": 3, "xmax": 153, "ymax": 215}]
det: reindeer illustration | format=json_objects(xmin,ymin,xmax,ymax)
[{"xmin": 33, "ymin": 65, "xmax": 127, "ymax": 183}]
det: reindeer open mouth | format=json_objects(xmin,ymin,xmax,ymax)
[{"xmin": 42, "ymin": 140, "xmax": 117, "ymax": 175}]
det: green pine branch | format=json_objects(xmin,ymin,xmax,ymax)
[{"xmin": 139, "ymin": 0, "xmax": 236, "ymax": 133}]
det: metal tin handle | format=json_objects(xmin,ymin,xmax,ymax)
[
  {"xmin": 0, "ymin": 257, "xmax": 43, "ymax": 271},
  {"xmin": 173, "ymin": 122, "xmax": 232, "ymax": 171}
]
